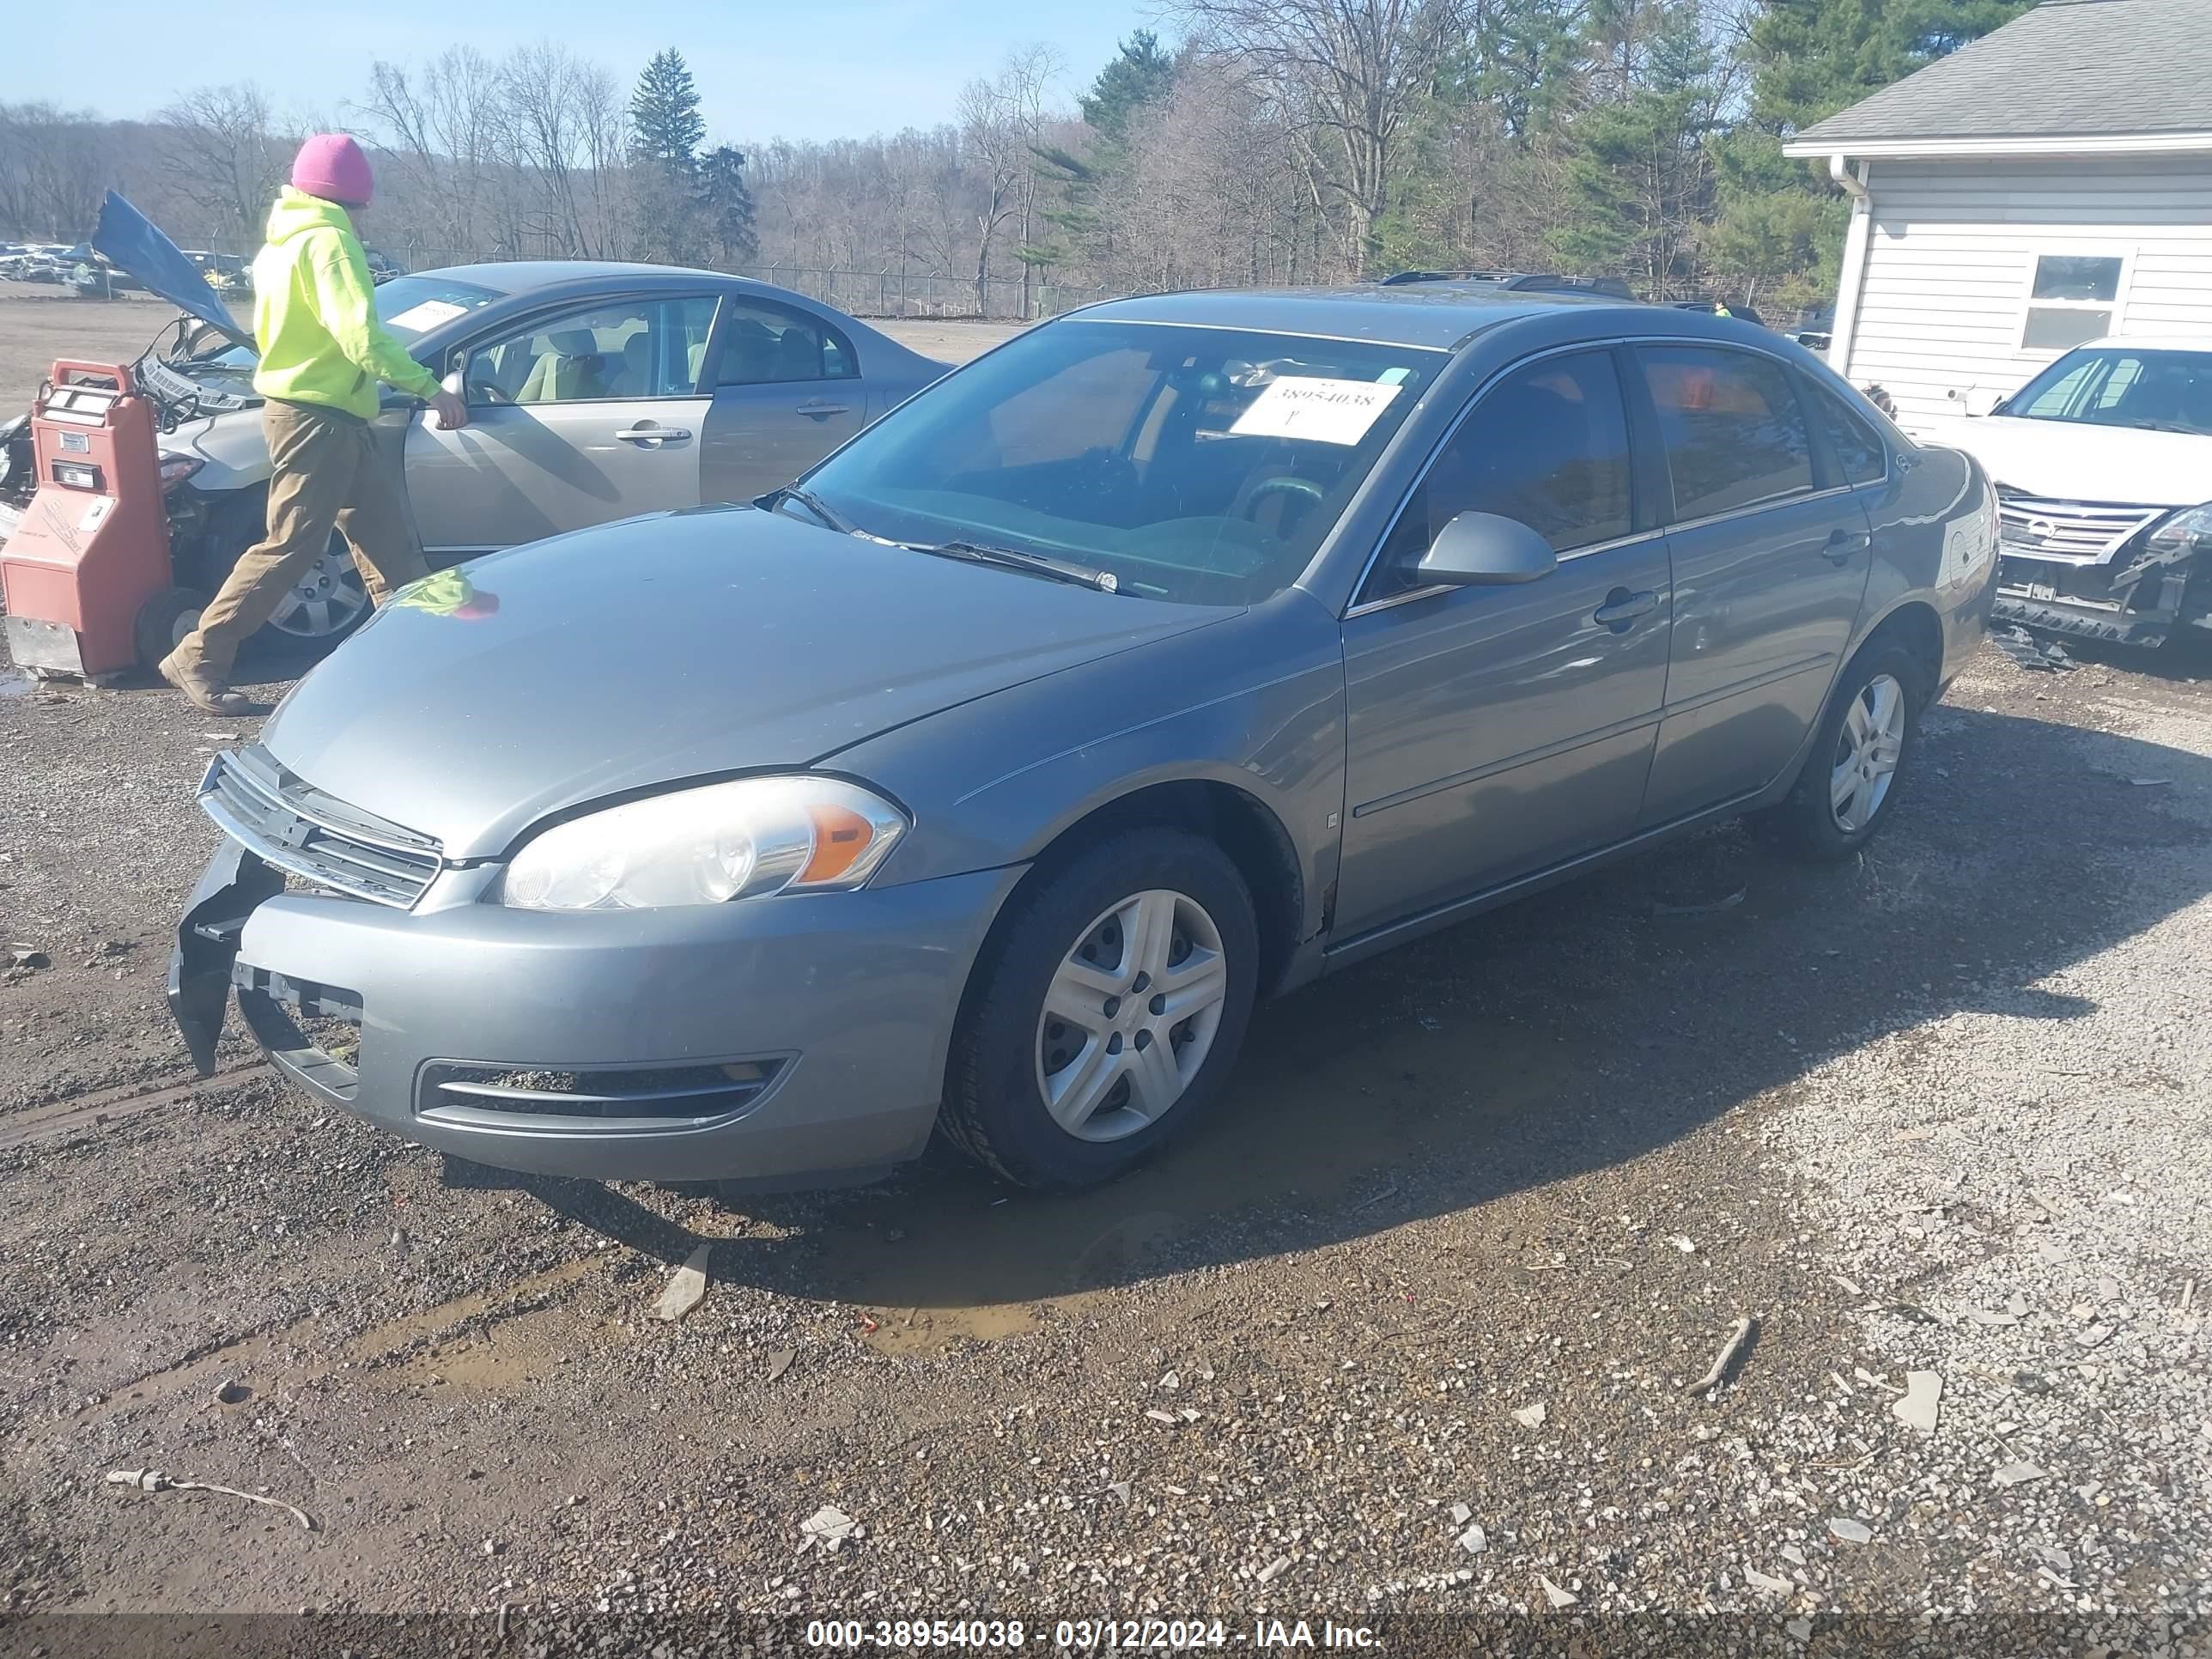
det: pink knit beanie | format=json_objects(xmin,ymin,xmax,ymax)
[{"xmin": 291, "ymin": 134, "xmax": 374, "ymax": 208}]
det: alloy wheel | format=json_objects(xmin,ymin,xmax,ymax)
[
  {"xmin": 268, "ymin": 541, "xmax": 368, "ymax": 640},
  {"xmin": 1829, "ymin": 671, "xmax": 1906, "ymax": 834},
  {"xmin": 1035, "ymin": 888, "xmax": 1230, "ymax": 1143}
]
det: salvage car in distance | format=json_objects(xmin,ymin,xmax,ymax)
[
  {"xmin": 171, "ymin": 289, "xmax": 1999, "ymax": 1192},
  {"xmin": 1918, "ymin": 336, "xmax": 2212, "ymax": 648},
  {"xmin": 0, "ymin": 256, "xmax": 946, "ymax": 651}
]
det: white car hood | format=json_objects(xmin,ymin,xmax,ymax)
[{"xmin": 1915, "ymin": 415, "xmax": 2212, "ymax": 507}]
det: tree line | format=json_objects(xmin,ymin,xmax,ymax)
[{"xmin": 0, "ymin": 1, "xmax": 2028, "ymax": 321}]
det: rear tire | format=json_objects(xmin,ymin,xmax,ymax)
[
  {"xmin": 1753, "ymin": 641, "xmax": 1924, "ymax": 862},
  {"xmin": 941, "ymin": 828, "xmax": 1259, "ymax": 1190}
]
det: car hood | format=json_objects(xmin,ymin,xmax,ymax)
[
  {"xmin": 1915, "ymin": 414, "xmax": 2212, "ymax": 507},
  {"xmin": 90, "ymin": 191, "xmax": 249, "ymax": 348},
  {"xmin": 260, "ymin": 506, "xmax": 1237, "ymax": 859}
]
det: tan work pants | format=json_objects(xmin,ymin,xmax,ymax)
[{"xmin": 169, "ymin": 398, "xmax": 426, "ymax": 683}]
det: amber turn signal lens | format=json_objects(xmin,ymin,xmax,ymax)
[{"xmin": 799, "ymin": 804, "xmax": 875, "ymax": 884}]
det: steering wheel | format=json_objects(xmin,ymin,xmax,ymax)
[
  {"xmin": 1236, "ymin": 474, "xmax": 1326, "ymax": 524},
  {"xmin": 467, "ymin": 380, "xmax": 513, "ymax": 406}
]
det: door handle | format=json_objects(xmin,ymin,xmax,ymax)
[
  {"xmin": 797, "ymin": 402, "xmax": 851, "ymax": 418},
  {"xmin": 1825, "ymin": 526, "xmax": 1872, "ymax": 563},
  {"xmin": 1593, "ymin": 587, "xmax": 1658, "ymax": 629},
  {"xmin": 615, "ymin": 425, "xmax": 691, "ymax": 446}
]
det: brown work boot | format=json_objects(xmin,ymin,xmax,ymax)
[{"xmin": 157, "ymin": 651, "xmax": 252, "ymax": 718}]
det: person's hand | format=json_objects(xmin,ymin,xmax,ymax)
[{"xmin": 429, "ymin": 389, "xmax": 468, "ymax": 431}]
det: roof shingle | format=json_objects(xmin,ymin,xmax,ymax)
[{"xmin": 1789, "ymin": 0, "xmax": 2212, "ymax": 149}]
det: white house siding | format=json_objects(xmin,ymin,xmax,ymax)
[{"xmin": 1840, "ymin": 155, "xmax": 2212, "ymax": 429}]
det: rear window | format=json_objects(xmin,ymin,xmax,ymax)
[{"xmin": 1638, "ymin": 345, "xmax": 1814, "ymax": 520}]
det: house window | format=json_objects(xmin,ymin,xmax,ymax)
[{"xmin": 2021, "ymin": 252, "xmax": 2129, "ymax": 351}]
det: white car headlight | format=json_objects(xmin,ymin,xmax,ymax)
[
  {"xmin": 2148, "ymin": 501, "xmax": 2212, "ymax": 556},
  {"xmin": 500, "ymin": 776, "xmax": 907, "ymax": 911}
]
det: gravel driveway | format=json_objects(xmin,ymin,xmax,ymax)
[{"xmin": 2, "ymin": 594, "xmax": 2207, "ymax": 1644}]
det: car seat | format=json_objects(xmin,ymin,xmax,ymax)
[{"xmin": 516, "ymin": 329, "xmax": 611, "ymax": 403}]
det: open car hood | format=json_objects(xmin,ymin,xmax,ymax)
[{"xmin": 91, "ymin": 191, "xmax": 251, "ymax": 349}]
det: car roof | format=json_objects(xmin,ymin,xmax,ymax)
[
  {"xmin": 1077, "ymin": 285, "xmax": 1649, "ymax": 351},
  {"xmin": 418, "ymin": 260, "xmax": 753, "ymax": 296},
  {"xmin": 2079, "ymin": 333, "xmax": 2212, "ymax": 354}
]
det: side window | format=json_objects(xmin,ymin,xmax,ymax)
[
  {"xmin": 715, "ymin": 300, "xmax": 857, "ymax": 387},
  {"xmin": 1638, "ymin": 346, "xmax": 1814, "ymax": 520},
  {"xmin": 1371, "ymin": 349, "xmax": 1633, "ymax": 594},
  {"xmin": 465, "ymin": 296, "xmax": 716, "ymax": 405},
  {"xmin": 1809, "ymin": 384, "xmax": 1887, "ymax": 487}
]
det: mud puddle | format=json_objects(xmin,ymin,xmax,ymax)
[
  {"xmin": 793, "ymin": 981, "xmax": 1582, "ymax": 1353},
  {"xmin": 0, "ymin": 667, "xmax": 31, "ymax": 701}
]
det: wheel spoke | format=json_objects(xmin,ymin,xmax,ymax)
[
  {"xmin": 303, "ymin": 599, "xmax": 333, "ymax": 635},
  {"xmin": 1125, "ymin": 1034, "xmax": 1185, "ymax": 1121},
  {"xmin": 1843, "ymin": 696, "xmax": 1873, "ymax": 749},
  {"xmin": 1867, "ymin": 732, "xmax": 1904, "ymax": 771},
  {"xmin": 1830, "ymin": 760, "xmax": 1859, "ymax": 816},
  {"xmin": 1156, "ymin": 948, "xmax": 1227, "ymax": 1020},
  {"xmin": 1043, "ymin": 1038, "xmax": 1123, "ymax": 1133},
  {"xmin": 1850, "ymin": 769, "xmax": 1877, "ymax": 830},
  {"xmin": 270, "ymin": 587, "xmax": 304, "ymax": 622},
  {"xmin": 1122, "ymin": 890, "xmax": 1178, "ymax": 986},
  {"xmin": 1866, "ymin": 676, "xmax": 1902, "ymax": 738},
  {"xmin": 1046, "ymin": 958, "xmax": 1119, "ymax": 1025}
]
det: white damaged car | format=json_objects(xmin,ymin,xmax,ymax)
[{"xmin": 1920, "ymin": 336, "xmax": 2212, "ymax": 649}]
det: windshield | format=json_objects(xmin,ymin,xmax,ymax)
[
  {"xmin": 797, "ymin": 319, "xmax": 1444, "ymax": 605},
  {"xmin": 2003, "ymin": 346, "xmax": 2212, "ymax": 436},
  {"xmin": 178, "ymin": 274, "xmax": 501, "ymax": 370}
]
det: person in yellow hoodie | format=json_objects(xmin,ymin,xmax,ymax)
[{"xmin": 161, "ymin": 133, "xmax": 467, "ymax": 715}]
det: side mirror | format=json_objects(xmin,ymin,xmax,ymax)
[
  {"xmin": 1948, "ymin": 383, "xmax": 2003, "ymax": 417},
  {"xmin": 1415, "ymin": 511, "xmax": 1558, "ymax": 586},
  {"xmin": 441, "ymin": 366, "xmax": 465, "ymax": 398}
]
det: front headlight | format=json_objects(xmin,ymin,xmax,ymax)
[
  {"xmin": 2148, "ymin": 501, "xmax": 2212, "ymax": 556},
  {"xmin": 500, "ymin": 776, "xmax": 907, "ymax": 911}
]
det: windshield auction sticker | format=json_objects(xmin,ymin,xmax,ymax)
[
  {"xmin": 1230, "ymin": 376, "xmax": 1401, "ymax": 445},
  {"xmin": 382, "ymin": 298, "xmax": 470, "ymax": 332}
]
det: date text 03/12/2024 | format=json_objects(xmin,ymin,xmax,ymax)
[{"xmin": 803, "ymin": 1620, "xmax": 1382, "ymax": 1650}]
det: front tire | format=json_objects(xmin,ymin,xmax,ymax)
[
  {"xmin": 1753, "ymin": 641, "xmax": 1923, "ymax": 862},
  {"xmin": 941, "ymin": 828, "xmax": 1260, "ymax": 1190},
  {"xmin": 184, "ymin": 491, "xmax": 371, "ymax": 659}
]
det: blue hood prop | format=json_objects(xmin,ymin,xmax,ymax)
[{"xmin": 92, "ymin": 191, "xmax": 252, "ymax": 349}]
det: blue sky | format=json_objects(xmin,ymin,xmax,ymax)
[{"xmin": 10, "ymin": 0, "xmax": 1158, "ymax": 143}]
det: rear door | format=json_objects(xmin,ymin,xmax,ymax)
[
  {"xmin": 1334, "ymin": 347, "xmax": 1673, "ymax": 936},
  {"xmin": 404, "ymin": 292, "xmax": 719, "ymax": 556},
  {"xmin": 697, "ymin": 295, "xmax": 867, "ymax": 501},
  {"xmin": 1632, "ymin": 343, "xmax": 1874, "ymax": 825}
]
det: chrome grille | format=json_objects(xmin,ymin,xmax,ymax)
[
  {"xmin": 198, "ymin": 747, "xmax": 441, "ymax": 909},
  {"xmin": 1996, "ymin": 492, "xmax": 2165, "ymax": 565}
]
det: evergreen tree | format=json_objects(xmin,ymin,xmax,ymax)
[
  {"xmin": 1712, "ymin": 0, "xmax": 2032, "ymax": 313},
  {"xmin": 692, "ymin": 143, "xmax": 758, "ymax": 264},
  {"xmin": 1080, "ymin": 31, "xmax": 1176, "ymax": 142},
  {"xmin": 630, "ymin": 48, "xmax": 705, "ymax": 170}
]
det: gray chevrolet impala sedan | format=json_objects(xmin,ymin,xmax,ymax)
[{"xmin": 170, "ymin": 286, "xmax": 1999, "ymax": 1190}]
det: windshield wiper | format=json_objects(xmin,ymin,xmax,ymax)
[
  {"xmin": 768, "ymin": 484, "xmax": 854, "ymax": 534},
  {"xmin": 2115, "ymin": 419, "xmax": 2206, "ymax": 435},
  {"xmin": 904, "ymin": 538, "xmax": 1124, "ymax": 594}
]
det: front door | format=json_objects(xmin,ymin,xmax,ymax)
[
  {"xmin": 404, "ymin": 294, "xmax": 720, "ymax": 556},
  {"xmin": 697, "ymin": 295, "xmax": 867, "ymax": 501},
  {"xmin": 1630, "ymin": 344, "xmax": 1875, "ymax": 825},
  {"xmin": 1335, "ymin": 348, "xmax": 1673, "ymax": 938}
]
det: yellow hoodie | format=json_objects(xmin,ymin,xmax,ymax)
[{"xmin": 250, "ymin": 187, "xmax": 440, "ymax": 420}]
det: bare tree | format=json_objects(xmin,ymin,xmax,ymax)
[
  {"xmin": 156, "ymin": 84, "xmax": 294, "ymax": 246},
  {"xmin": 0, "ymin": 102, "xmax": 113, "ymax": 240},
  {"xmin": 1167, "ymin": 0, "xmax": 1472, "ymax": 275},
  {"xmin": 957, "ymin": 46, "xmax": 1061, "ymax": 318},
  {"xmin": 359, "ymin": 48, "xmax": 506, "ymax": 263},
  {"xmin": 494, "ymin": 43, "xmax": 630, "ymax": 258}
]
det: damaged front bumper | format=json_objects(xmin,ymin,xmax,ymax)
[
  {"xmin": 167, "ymin": 833, "xmax": 1021, "ymax": 1187},
  {"xmin": 1994, "ymin": 549, "xmax": 2205, "ymax": 647}
]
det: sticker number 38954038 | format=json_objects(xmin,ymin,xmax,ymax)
[{"xmin": 1229, "ymin": 377, "xmax": 1401, "ymax": 446}]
